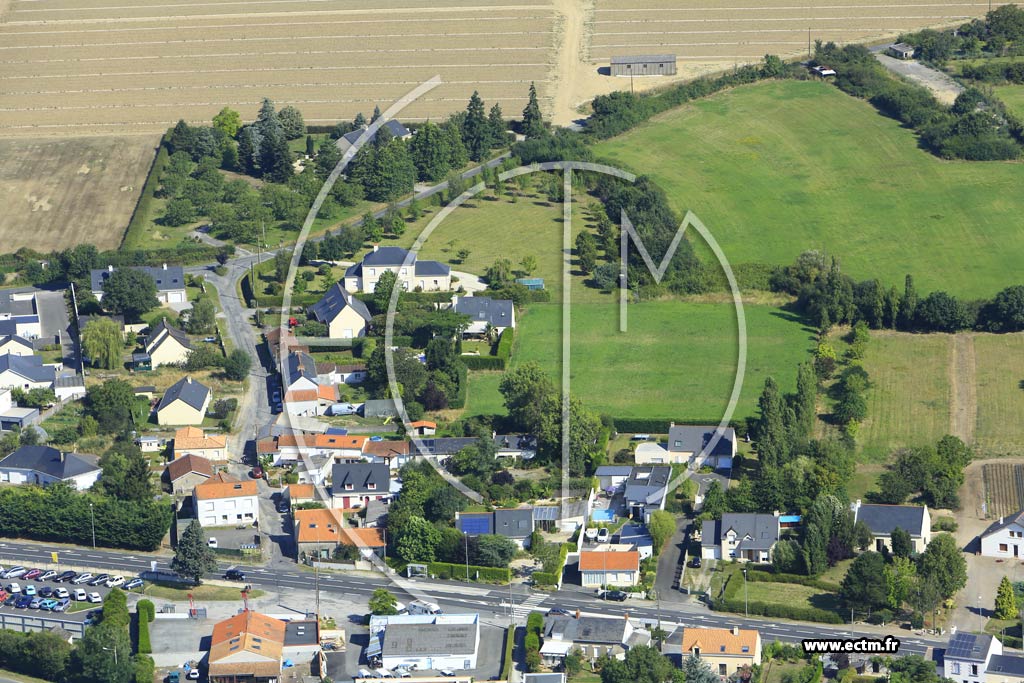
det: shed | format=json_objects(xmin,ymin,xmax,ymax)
[
  {"xmin": 887, "ymin": 43, "xmax": 915, "ymax": 59},
  {"xmin": 515, "ymin": 277, "xmax": 545, "ymax": 290},
  {"xmin": 610, "ymin": 54, "xmax": 677, "ymax": 77},
  {"xmin": 132, "ymin": 352, "xmax": 152, "ymax": 372}
]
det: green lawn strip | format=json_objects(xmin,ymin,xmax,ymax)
[
  {"xmin": 595, "ymin": 78, "xmax": 1024, "ymax": 299},
  {"xmin": 143, "ymin": 584, "xmax": 265, "ymax": 601},
  {"xmin": 974, "ymin": 333, "xmax": 1024, "ymax": 457}
]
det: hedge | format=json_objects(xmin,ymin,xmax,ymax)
[
  {"xmin": 136, "ymin": 600, "xmax": 154, "ymax": 654},
  {"xmin": 712, "ymin": 598, "xmax": 845, "ymax": 624},
  {"xmin": 526, "ymin": 611, "xmax": 544, "ymax": 637},
  {"xmin": 122, "ymin": 140, "xmax": 169, "ymax": 250},
  {"xmin": 427, "ymin": 561, "xmax": 510, "ymax": 583},
  {"xmin": 137, "ymin": 600, "xmax": 155, "ymax": 623},
  {"xmin": 500, "ymin": 626, "xmax": 516, "ymax": 680},
  {"xmin": 462, "ymin": 355, "xmax": 505, "ymax": 370},
  {"xmin": 610, "ymin": 417, "xmax": 743, "ymax": 434},
  {"xmin": 496, "ymin": 326, "xmax": 515, "ymax": 360},
  {"xmin": 449, "ymin": 362, "xmax": 468, "ymax": 410},
  {"xmin": 534, "ymin": 543, "xmax": 570, "ymax": 587}
]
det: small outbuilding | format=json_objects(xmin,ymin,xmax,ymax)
[
  {"xmin": 887, "ymin": 43, "xmax": 915, "ymax": 59},
  {"xmin": 610, "ymin": 54, "xmax": 677, "ymax": 77}
]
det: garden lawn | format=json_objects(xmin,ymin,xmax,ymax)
[
  {"xmin": 973, "ymin": 333, "xmax": 1024, "ymax": 457},
  {"xmin": 995, "ymin": 85, "xmax": 1024, "ymax": 120},
  {"xmin": 743, "ymin": 580, "xmax": 841, "ymax": 614},
  {"xmin": 466, "ymin": 300, "xmax": 815, "ymax": 421},
  {"xmin": 857, "ymin": 332, "xmax": 951, "ymax": 461},
  {"xmin": 595, "ymin": 78, "xmax": 1024, "ymax": 299}
]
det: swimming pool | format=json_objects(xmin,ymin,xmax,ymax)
[{"xmin": 592, "ymin": 509, "xmax": 615, "ymax": 523}]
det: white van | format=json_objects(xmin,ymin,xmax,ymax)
[{"xmin": 407, "ymin": 599, "xmax": 441, "ymax": 615}]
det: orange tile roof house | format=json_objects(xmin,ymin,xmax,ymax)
[
  {"xmin": 172, "ymin": 426, "xmax": 227, "ymax": 460},
  {"xmin": 284, "ymin": 484, "xmax": 315, "ymax": 506},
  {"xmin": 409, "ymin": 420, "xmax": 436, "ymax": 436},
  {"xmin": 208, "ymin": 610, "xmax": 286, "ymax": 682},
  {"xmin": 578, "ymin": 550, "xmax": 640, "ymax": 588},
  {"xmin": 165, "ymin": 454, "xmax": 213, "ymax": 493},
  {"xmin": 193, "ymin": 473, "xmax": 260, "ymax": 528},
  {"xmin": 681, "ymin": 627, "xmax": 762, "ymax": 677},
  {"xmin": 293, "ymin": 507, "xmax": 386, "ymax": 560}
]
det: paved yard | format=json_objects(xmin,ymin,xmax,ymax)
[{"xmin": 872, "ymin": 51, "xmax": 964, "ymax": 105}]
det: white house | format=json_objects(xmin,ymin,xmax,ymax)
[
  {"xmin": 0, "ymin": 354, "xmax": 56, "ymax": 392},
  {"xmin": 450, "ymin": 295, "xmax": 515, "ymax": 337},
  {"xmin": 192, "ymin": 472, "xmax": 260, "ymax": 528},
  {"xmin": 343, "ymin": 245, "xmax": 451, "ymax": 294},
  {"xmin": 945, "ymin": 632, "xmax": 1001, "ymax": 683},
  {"xmin": 0, "ymin": 336, "xmax": 34, "ymax": 357},
  {"xmin": 578, "ymin": 549, "xmax": 640, "ymax": 587},
  {"xmin": 91, "ymin": 264, "xmax": 187, "ymax": 305},
  {"xmin": 623, "ymin": 466, "xmax": 670, "ymax": 522},
  {"xmin": 367, "ymin": 613, "xmax": 479, "ymax": 672},
  {"xmin": 701, "ymin": 512, "xmax": 782, "ymax": 563},
  {"xmin": 0, "ymin": 445, "xmax": 100, "ymax": 490},
  {"xmin": 311, "ymin": 283, "xmax": 372, "ymax": 339},
  {"xmin": 336, "ymin": 120, "xmax": 411, "ymax": 155},
  {"xmin": 981, "ymin": 511, "xmax": 1024, "ymax": 558},
  {"xmin": 595, "ymin": 466, "xmax": 632, "ymax": 493},
  {"xmin": 850, "ymin": 500, "xmax": 931, "ymax": 554},
  {"xmin": 330, "ymin": 462, "xmax": 390, "ymax": 509},
  {"xmin": 315, "ymin": 362, "xmax": 366, "ymax": 386},
  {"xmin": 0, "ymin": 291, "xmax": 42, "ymax": 339}
]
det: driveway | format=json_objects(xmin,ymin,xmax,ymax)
[
  {"xmin": 654, "ymin": 515, "xmax": 690, "ymax": 603},
  {"xmin": 871, "ymin": 49, "xmax": 964, "ymax": 105},
  {"xmin": 452, "ymin": 270, "xmax": 486, "ymax": 293}
]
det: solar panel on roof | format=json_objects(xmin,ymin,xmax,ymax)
[{"xmin": 460, "ymin": 517, "xmax": 491, "ymax": 534}]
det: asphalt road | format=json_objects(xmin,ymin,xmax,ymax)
[{"xmin": 0, "ymin": 540, "xmax": 942, "ymax": 658}]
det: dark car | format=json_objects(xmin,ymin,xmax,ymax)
[
  {"xmin": 14, "ymin": 595, "xmax": 32, "ymax": 609},
  {"xmin": 3, "ymin": 595, "xmax": 17, "ymax": 607},
  {"xmin": 276, "ymin": 501, "xmax": 290, "ymax": 513},
  {"xmin": 224, "ymin": 570, "xmax": 246, "ymax": 582},
  {"xmin": 602, "ymin": 590, "xmax": 629, "ymax": 602},
  {"xmin": 55, "ymin": 571, "xmax": 77, "ymax": 583},
  {"xmin": 88, "ymin": 574, "xmax": 110, "ymax": 586},
  {"xmin": 691, "ymin": 556, "xmax": 702, "ymax": 568},
  {"xmin": 38, "ymin": 586, "xmax": 53, "ymax": 598},
  {"xmin": 547, "ymin": 607, "xmax": 573, "ymax": 617}
]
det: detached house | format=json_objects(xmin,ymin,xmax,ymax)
[
  {"xmin": 91, "ymin": 264, "xmax": 187, "ymax": 305},
  {"xmin": 330, "ymin": 462, "xmax": 390, "ymax": 509},
  {"xmin": 578, "ymin": 550, "xmax": 640, "ymax": 588},
  {"xmin": 311, "ymin": 283, "xmax": 372, "ymax": 339},
  {"xmin": 456, "ymin": 508, "xmax": 536, "ymax": 548},
  {"xmin": 165, "ymin": 453, "xmax": 213, "ymax": 493},
  {"xmin": 981, "ymin": 510, "xmax": 1024, "ymax": 559},
  {"xmin": 343, "ymin": 245, "xmax": 451, "ymax": 294},
  {"xmin": 193, "ymin": 472, "xmax": 259, "ymax": 527},
  {"xmin": 701, "ymin": 513, "xmax": 782, "ymax": 563},
  {"xmin": 208, "ymin": 611, "xmax": 288, "ymax": 683},
  {"xmin": 336, "ymin": 120, "xmax": 410, "ymax": 155},
  {"xmin": 541, "ymin": 616, "xmax": 644, "ymax": 665},
  {"xmin": 624, "ymin": 466, "xmax": 671, "ymax": 522},
  {"xmin": 283, "ymin": 351, "xmax": 336, "ymax": 417},
  {"xmin": 0, "ymin": 335, "xmax": 34, "ymax": 357},
  {"xmin": 156, "ymin": 377, "xmax": 211, "ymax": 426},
  {"xmin": 944, "ymin": 632, "xmax": 1001, "ymax": 683},
  {"xmin": 0, "ymin": 354, "xmax": 55, "ymax": 392},
  {"xmin": 144, "ymin": 319, "xmax": 192, "ymax": 368},
  {"xmin": 681, "ymin": 627, "xmax": 762, "ymax": 677},
  {"xmin": 0, "ymin": 445, "xmax": 100, "ymax": 490},
  {"xmin": 850, "ymin": 500, "xmax": 931, "ymax": 554},
  {"xmin": 450, "ymin": 295, "xmax": 515, "ymax": 337},
  {"xmin": 172, "ymin": 426, "xmax": 226, "ymax": 460},
  {"xmin": 294, "ymin": 507, "xmax": 385, "ymax": 560}
]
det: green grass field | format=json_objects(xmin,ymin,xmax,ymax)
[
  {"xmin": 974, "ymin": 333, "xmax": 1024, "ymax": 457},
  {"xmin": 857, "ymin": 332, "xmax": 952, "ymax": 461},
  {"xmin": 996, "ymin": 85, "xmax": 1024, "ymax": 119},
  {"xmin": 465, "ymin": 298, "xmax": 815, "ymax": 420},
  {"xmin": 595, "ymin": 79, "xmax": 1024, "ymax": 299}
]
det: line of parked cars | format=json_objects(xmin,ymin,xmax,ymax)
[{"xmin": 0, "ymin": 566, "xmax": 147, "ymax": 614}]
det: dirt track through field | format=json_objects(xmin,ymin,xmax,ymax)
[{"xmin": 950, "ymin": 333, "xmax": 977, "ymax": 445}]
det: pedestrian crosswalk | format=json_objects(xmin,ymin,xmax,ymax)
[{"xmin": 511, "ymin": 592, "xmax": 547, "ymax": 620}]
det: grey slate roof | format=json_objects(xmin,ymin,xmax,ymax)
[
  {"xmin": 332, "ymin": 462, "xmax": 389, "ymax": 495},
  {"xmin": 617, "ymin": 523, "xmax": 652, "ymax": 544},
  {"xmin": 361, "ymin": 398, "xmax": 402, "ymax": 418},
  {"xmin": 414, "ymin": 436, "xmax": 478, "ymax": 456},
  {"xmin": 0, "ymin": 354, "xmax": 55, "ymax": 383},
  {"xmin": 610, "ymin": 54, "xmax": 676, "ymax": 65},
  {"xmin": 340, "ymin": 120, "xmax": 410, "ymax": 147},
  {"xmin": 0, "ymin": 335, "xmax": 34, "ymax": 350},
  {"xmin": 853, "ymin": 503, "xmax": 927, "ymax": 537},
  {"xmin": 494, "ymin": 508, "xmax": 533, "ymax": 539},
  {"xmin": 704, "ymin": 513, "xmax": 781, "ymax": 551},
  {"xmin": 383, "ymin": 620, "xmax": 478, "ymax": 657},
  {"xmin": 286, "ymin": 351, "xmax": 318, "ymax": 386},
  {"xmin": 145, "ymin": 319, "xmax": 191, "ymax": 353},
  {"xmin": 414, "ymin": 260, "xmax": 451, "ymax": 277},
  {"xmin": 54, "ymin": 374, "xmax": 85, "ymax": 389},
  {"xmin": 946, "ymin": 632, "xmax": 995, "ymax": 663},
  {"xmin": 624, "ymin": 466, "xmax": 671, "ymax": 505},
  {"xmin": 544, "ymin": 616, "xmax": 627, "ymax": 645},
  {"xmin": 311, "ymin": 283, "xmax": 372, "ymax": 326},
  {"xmin": 494, "ymin": 434, "xmax": 536, "ymax": 452},
  {"xmin": 981, "ymin": 510, "xmax": 1024, "ymax": 538},
  {"xmin": 157, "ymin": 377, "xmax": 210, "ymax": 412},
  {"xmin": 362, "ymin": 246, "xmax": 416, "ymax": 267},
  {"xmin": 90, "ymin": 265, "xmax": 185, "ymax": 293},
  {"xmin": 987, "ymin": 655, "xmax": 1024, "ymax": 676},
  {"xmin": 595, "ymin": 466, "xmax": 633, "ymax": 477},
  {"xmin": 524, "ymin": 675, "xmax": 567, "ymax": 683},
  {"xmin": 0, "ymin": 445, "xmax": 99, "ymax": 480},
  {"xmin": 454, "ymin": 296, "xmax": 514, "ymax": 327},
  {"xmin": 0, "ymin": 321, "xmax": 18, "ymax": 337},
  {"xmin": 667, "ymin": 425, "xmax": 735, "ymax": 457}
]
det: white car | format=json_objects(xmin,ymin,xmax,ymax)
[
  {"xmin": 208, "ymin": 538, "xmax": 218, "ymax": 548},
  {"xmin": 53, "ymin": 588, "xmax": 69, "ymax": 599},
  {"xmin": 87, "ymin": 592, "xmax": 102, "ymax": 604},
  {"xmin": 71, "ymin": 573, "xmax": 93, "ymax": 585},
  {"xmin": 439, "ymin": 670, "xmax": 456, "ymax": 678},
  {"xmin": 5, "ymin": 583, "xmax": 20, "ymax": 594},
  {"xmin": 596, "ymin": 527, "xmax": 610, "ymax": 543},
  {"xmin": 584, "ymin": 528, "xmax": 598, "ymax": 540},
  {"xmin": 106, "ymin": 576, "xmax": 125, "ymax": 588},
  {"xmin": 73, "ymin": 589, "xmax": 87, "ymax": 601},
  {"xmin": 186, "ymin": 670, "xmax": 200, "ymax": 680}
]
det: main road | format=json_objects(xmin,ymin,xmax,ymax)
[{"xmin": 0, "ymin": 540, "xmax": 941, "ymax": 658}]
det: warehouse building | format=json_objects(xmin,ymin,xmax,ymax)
[
  {"xmin": 367, "ymin": 614, "xmax": 480, "ymax": 671},
  {"xmin": 610, "ymin": 54, "xmax": 677, "ymax": 77}
]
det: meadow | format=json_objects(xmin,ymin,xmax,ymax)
[
  {"xmin": 996, "ymin": 85, "xmax": 1024, "ymax": 119},
  {"xmin": 594, "ymin": 79, "xmax": 1024, "ymax": 299},
  {"xmin": 973, "ymin": 333, "xmax": 1024, "ymax": 457}
]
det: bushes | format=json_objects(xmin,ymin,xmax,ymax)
[
  {"xmin": 426, "ymin": 561, "xmax": 510, "ymax": 583},
  {"xmin": 610, "ymin": 417, "xmax": 742, "ymax": 433},
  {"xmin": 496, "ymin": 327, "xmax": 515, "ymax": 360},
  {"xmin": 533, "ymin": 543, "xmax": 570, "ymax": 587},
  {"xmin": 124, "ymin": 138, "xmax": 170, "ymax": 249},
  {"xmin": 136, "ymin": 599, "xmax": 154, "ymax": 654},
  {"xmin": 524, "ymin": 612, "xmax": 543, "ymax": 673},
  {"xmin": 500, "ymin": 626, "xmax": 516, "ymax": 680},
  {"xmin": 526, "ymin": 610, "xmax": 544, "ymax": 636}
]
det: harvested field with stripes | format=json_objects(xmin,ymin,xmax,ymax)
[
  {"xmin": 983, "ymin": 462, "xmax": 1024, "ymax": 519},
  {"xmin": 0, "ymin": 0, "xmax": 556, "ymax": 136}
]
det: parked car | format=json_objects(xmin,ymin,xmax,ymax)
[
  {"xmin": 88, "ymin": 574, "xmax": 110, "ymax": 586},
  {"xmin": 106, "ymin": 576, "xmax": 125, "ymax": 588},
  {"xmin": 439, "ymin": 670, "xmax": 456, "ymax": 678},
  {"xmin": 28, "ymin": 597, "xmax": 43, "ymax": 609},
  {"xmin": 2, "ymin": 567, "xmax": 25, "ymax": 579},
  {"xmin": 39, "ymin": 598, "xmax": 58, "ymax": 611},
  {"xmin": 53, "ymin": 588, "xmax": 69, "ymax": 599},
  {"xmin": 14, "ymin": 595, "xmax": 32, "ymax": 609},
  {"xmin": 55, "ymin": 571, "xmax": 77, "ymax": 583},
  {"xmin": 124, "ymin": 578, "xmax": 144, "ymax": 591},
  {"xmin": 277, "ymin": 501, "xmax": 290, "ymax": 513},
  {"xmin": 72, "ymin": 573, "xmax": 94, "ymax": 585},
  {"xmin": 250, "ymin": 466, "xmax": 263, "ymax": 479},
  {"xmin": 186, "ymin": 670, "xmax": 200, "ymax": 680},
  {"xmin": 596, "ymin": 528, "xmax": 610, "ymax": 543},
  {"xmin": 0, "ymin": 590, "xmax": 7, "ymax": 603},
  {"xmin": 584, "ymin": 527, "xmax": 598, "ymax": 541},
  {"xmin": 224, "ymin": 569, "xmax": 245, "ymax": 582},
  {"xmin": 23, "ymin": 585, "xmax": 36, "ymax": 596},
  {"xmin": 601, "ymin": 590, "xmax": 629, "ymax": 602},
  {"xmin": 167, "ymin": 673, "xmax": 180, "ymax": 683},
  {"xmin": 2, "ymin": 595, "xmax": 16, "ymax": 607},
  {"xmin": 547, "ymin": 607, "xmax": 573, "ymax": 617},
  {"xmin": 87, "ymin": 592, "xmax": 102, "ymax": 604},
  {"xmin": 208, "ymin": 538, "xmax": 218, "ymax": 548},
  {"xmin": 52, "ymin": 598, "xmax": 70, "ymax": 612},
  {"xmin": 23, "ymin": 569, "xmax": 42, "ymax": 580},
  {"xmin": 38, "ymin": 586, "xmax": 53, "ymax": 598},
  {"xmin": 6, "ymin": 583, "xmax": 21, "ymax": 594},
  {"xmin": 73, "ymin": 589, "xmax": 87, "ymax": 601},
  {"xmin": 39, "ymin": 570, "xmax": 58, "ymax": 581},
  {"xmin": 691, "ymin": 556, "xmax": 702, "ymax": 568}
]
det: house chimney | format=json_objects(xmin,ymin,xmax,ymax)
[
  {"xmin": 451, "ymin": 294, "xmax": 459, "ymax": 306},
  {"xmin": 59, "ymin": 451, "xmax": 65, "ymax": 463},
  {"xmin": 372, "ymin": 244, "xmax": 379, "ymax": 252},
  {"xmin": 854, "ymin": 499, "xmax": 861, "ymax": 510},
  {"xmin": 773, "ymin": 510, "xmax": 780, "ymax": 517},
  {"xmin": 731, "ymin": 626, "xmax": 739, "ymax": 636},
  {"xmin": 670, "ymin": 421, "xmax": 675, "ymax": 428},
  {"xmin": 1000, "ymin": 516, "xmax": 1004, "ymax": 524},
  {"xmin": 162, "ymin": 263, "xmax": 167, "ymax": 270},
  {"xmin": 107, "ymin": 265, "xmax": 114, "ymax": 273}
]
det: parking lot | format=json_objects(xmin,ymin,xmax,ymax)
[{"xmin": 0, "ymin": 566, "xmax": 130, "ymax": 620}]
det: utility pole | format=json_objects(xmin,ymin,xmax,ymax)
[
  {"xmin": 808, "ymin": 27, "xmax": 812, "ymax": 60},
  {"xmin": 464, "ymin": 534, "xmax": 470, "ymax": 581},
  {"xmin": 742, "ymin": 567, "xmax": 748, "ymax": 618},
  {"xmin": 89, "ymin": 502, "xmax": 96, "ymax": 550}
]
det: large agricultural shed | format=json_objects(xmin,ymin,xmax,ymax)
[{"xmin": 610, "ymin": 54, "xmax": 677, "ymax": 77}]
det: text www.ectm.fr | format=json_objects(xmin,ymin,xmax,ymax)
[{"xmin": 802, "ymin": 637, "xmax": 901, "ymax": 654}]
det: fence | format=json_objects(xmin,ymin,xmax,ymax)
[{"xmin": 0, "ymin": 611, "xmax": 86, "ymax": 637}]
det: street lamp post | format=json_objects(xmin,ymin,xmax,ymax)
[
  {"xmin": 464, "ymin": 534, "xmax": 470, "ymax": 581},
  {"xmin": 102, "ymin": 645, "xmax": 117, "ymax": 667},
  {"xmin": 742, "ymin": 567, "xmax": 748, "ymax": 618},
  {"xmin": 89, "ymin": 502, "xmax": 96, "ymax": 550}
]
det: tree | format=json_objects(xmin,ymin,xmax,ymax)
[
  {"xmin": 472, "ymin": 534, "xmax": 517, "ymax": 567},
  {"xmin": 462, "ymin": 91, "xmax": 491, "ymax": 161},
  {"xmin": 755, "ymin": 377, "xmax": 789, "ymax": 468},
  {"xmin": 990, "ymin": 285, "xmax": 1024, "ymax": 332},
  {"xmin": 488, "ymin": 103, "xmax": 506, "ymax": 147},
  {"xmin": 575, "ymin": 231, "xmax": 598, "ymax": 275},
  {"xmin": 213, "ymin": 107, "xmax": 242, "ymax": 137},
  {"xmin": 890, "ymin": 527, "xmax": 913, "ymax": 558},
  {"xmin": 701, "ymin": 480, "xmax": 727, "ymax": 518},
  {"xmin": 395, "ymin": 516, "xmax": 441, "ymax": 562},
  {"xmin": 97, "ymin": 441, "xmax": 153, "ymax": 503},
  {"xmin": 602, "ymin": 645, "xmax": 683, "ymax": 683},
  {"xmin": 916, "ymin": 291, "xmax": 971, "ymax": 332},
  {"xmin": 456, "ymin": 248, "xmax": 471, "ymax": 263},
  {"xmin": 369, "ymin": 588, "xmax": 399, "ymax": 615},
  {"xmin": 79, "ymin": 621, "xmax": 134, "ymax": 683},
  {"xmin": 161, "ymin": 197, "xmax": 196, "ymax": 226},
  {"xmin": 82, "ymin": 318, "xmax": 125, "ymax": 370},
  {"xmin": 648, "ymin": 510, "xmax": 675, "ymax": 556},
  {"xmin": 853, "ymin": 520, "xmax": 874, "ymax": 551},
  {"xmin": 86, "ymin": 379, "xmax": 137, "ymax": 434},
  {"xmin": 899, "ymin": 274, "xmax": 918, "ymax": 330},
  {"xmin": 593, "ymin": 262, "xmax": 619, "ymax": 291},
  {"xmin": 373, "ymin": 269, "xmax": 399, "ymax": 313},
  {"xmin": 101, "ymin": 268, "xmax": 159, "ymax": 321},
  {"xmin": 237, "ymin": 125, "xmax": 262, "ymax": 175},
  {"xmin": 885, "ymin": 555, "xmax": 917, "ymax": 611},
  {"xmin": 101, "ymin": 587, "xmax": 129, "ymax": 627},
  {"xmin": 499, "ymin": 362, "xmax": 555, "ymax": 434},
  {"xmin": 681, "ymin": 653, "xmax": 718, "ymax": 683},
  {"xmin": 522, "ymin": 82, "xmax": 546, "ymax": 138},
  {"xmin": 793, "ymin": 361, "xmax": 817, "ymax": 438},
  {"xmin": 172, "ymin": 520, "xmax": 218, "ymax": 585},
  {"xmin": 485, "ymin": 258, "xmax": 513, "ymax": 287},
  {"xmin": 841, "ymin": 551, "xmax": 888, "ymax": 610},
  {"xmin": 224, "ymin": 349, "xmax": 252, "ymax": 381},
  {"xmin": 409, "ymin": 121, "xmax": 452, "ymax": 182},
  {"xmin": 996, "ymin": 576, "xmax": 1018, "ymax": 619},
  {"xmin": 917, "ymin": 533, "xmax": 967, "ymax": 599},
  {"xmin": 423, "ymin": 484, "xmax": 466, "ymax": 523},
  {"xmin": 278, "ymin": 105, "xmax": 305, "ymax": 140},
  {"xmin": 185, "ymin": 296, "xmax": 216, "ymax": 335}
]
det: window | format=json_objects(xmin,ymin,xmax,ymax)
[
  {"xmin": 719, "ymin": 664, "xmax": 728, "ymax": 676},
  {"xmin": 345, "ymin": 483, "xmax": 354, "ymax": 490},
  {"xmin": 674, "ymin": 440, "xmax": 682, "ymax": 448},
  {"xmin": 1000, "ymin": 544, "xmax": 1009, "ymax": 552},
  {"xmin": 368, "ymin": 268, "xmax": 375, "ymax": 276},
  {"xmin": 400, "ymin": 268, "xmax": 407, "ymax": 275},
  {"xmin": 368, "ymin": 483, "xmax": 376, "ymax": 490},
  {"xmin": 971, "ymin": 665, "xmax": 979, "ymax": 676},
  {"xmin": 693, "ymin": 647, "xmax": 700, "ymax": 658},
  {"xmin": 952, "ymin": 663, "xmax": 960, "ymax": 675}
]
